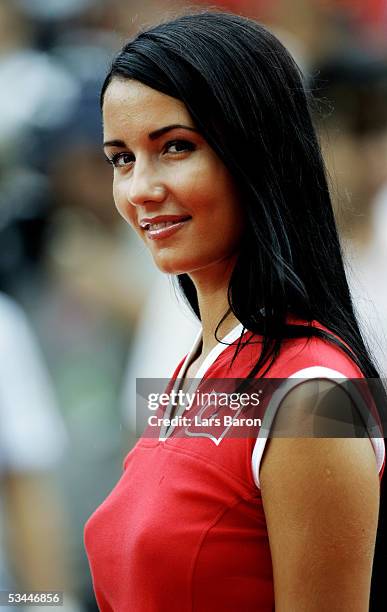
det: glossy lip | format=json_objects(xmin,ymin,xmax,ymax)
[
  {"xmin": 142, "ymin": 217, "xmax": 192, "ymax": 241},
  {"xmin": 139, "ymin": 214, "xmax": 192, "ymax": 230}
]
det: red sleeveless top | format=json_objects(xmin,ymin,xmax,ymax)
[{"xmin": 84, "ymin": 325, "xmax": 385, "ymax": 611}]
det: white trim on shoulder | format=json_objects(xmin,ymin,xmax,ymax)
[{"xmin": 251, "ymin": 366, "xmax": 385, "ymax": 488}]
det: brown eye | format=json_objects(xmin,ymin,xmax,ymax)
[
  {"xmin": 165, "ymin": 140, "xmax": 196, "ymax": 154},
  {"xmin": 110, "ymin": 152, "xmax": 135, "ymax": 168}
]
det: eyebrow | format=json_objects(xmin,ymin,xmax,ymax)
[{"xmin": 103, "ymin": 124, "xmax": 198, "ymax": 148}]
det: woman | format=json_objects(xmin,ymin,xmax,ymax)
[{"xmin": 85, "ymin": 11, "xmax": 386, "ymax": 611}]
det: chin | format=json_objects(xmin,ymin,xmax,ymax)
[
  {"xmin": 152, "ymin": 257, "xmax": 183, "ymax": 275},
  {"xmin": 151, "ymin": 250, "xmax": 231, "ymax": 276},
  {"xmin": 152, "ymin": 255, "xmax": 198, "ymax": 276},
  {"xmin": 155, "ymin": 264, "xmax": 190, "ymax": 275}
]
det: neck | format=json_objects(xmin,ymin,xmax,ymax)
[{"xmin": 189, "ymin": 255, "xmax": 240, "ymax": 358}]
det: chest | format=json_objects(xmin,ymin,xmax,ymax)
[{"xmin": 84, "ymin": 439, "xmax": 274, "ymax": 611}]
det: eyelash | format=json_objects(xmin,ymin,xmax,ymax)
[{"xmin": 105, "ymin": 140, "xmax": 196, "ymax": 168}]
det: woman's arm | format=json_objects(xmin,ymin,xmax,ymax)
[{"xmin": 260, "ymin": 384, "xmax": 380, "ymax": 611}]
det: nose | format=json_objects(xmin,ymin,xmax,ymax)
[{"xmin": 126, "ymin": 162, "xmax": 167, "ymax": 207}]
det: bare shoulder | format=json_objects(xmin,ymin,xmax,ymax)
[{"xmin": 260, "ymin": 413, "xmax": 380, "ymax": 611}]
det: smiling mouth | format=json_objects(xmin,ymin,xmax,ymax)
[
  {"xmin": 142, "ymin": 217, "xmax": 191, "ymax": 231},
  {"xmin": 146, "ymin": 220, "xmax": 183, "ymax": 231},
  {"xmin": 142, "ymin": 217, "xmax": 192, "ymax": 241}
]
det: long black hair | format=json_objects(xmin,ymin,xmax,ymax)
[{"xmin": 100, "ymin": 11, "xmax": 386, "ymax": 608}]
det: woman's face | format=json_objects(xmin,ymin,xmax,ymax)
[{"xmin": 103, "ymin": 78, "xmax": 244, "ymax": 276}]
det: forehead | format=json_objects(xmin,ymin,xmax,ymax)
[{"xmin": 102, "ymin": 78, "xmax": 194, "ymax": 139}]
